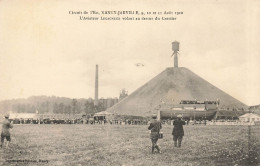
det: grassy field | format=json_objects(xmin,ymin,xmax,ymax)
[{"xmin": 0, "ymin": 124, "xmax": 259, "ymax": 166}]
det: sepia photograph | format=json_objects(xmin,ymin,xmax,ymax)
[{"xmin": 0, "ymin": 0, "xmax": 259, "ymax": 165}]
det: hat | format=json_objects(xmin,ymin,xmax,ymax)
[
  {"xmin": 177, "ymin": 114, "xmax": 182, "ymax": 118},
  {"xmin": 152, "ymin": 114, "xmax": 157, "ymax": 119},
  {"xmin": 4, "ymin": 114, "xmax": 9, "ymax": 118}
]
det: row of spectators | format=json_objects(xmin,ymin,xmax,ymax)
[
  {"xmin": 9, "ymin": 118, "xmax": 150, "ymax": 125},
  {"xmin": 10, "ymin": 118, "xmax": 237, "ymax": 125},
  {"xmin": 88, "ymin": 119, "xmax": 149, "ymax": 125},
  {"xmin": 10, "ymin": 119, "xmax": 83, "ymax": 124}
]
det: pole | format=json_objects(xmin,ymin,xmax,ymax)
[
  {"xmin": 247, "ymin": 111, "xmax": 251, "ymax": 163},
  {"xmin": 94, "ymin": 65, "xmax": 99, "ymax": 106}
]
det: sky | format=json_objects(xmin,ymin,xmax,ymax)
[{"xmin": 0, "ymin": 0, "xmax": 259, "ymax": 106}]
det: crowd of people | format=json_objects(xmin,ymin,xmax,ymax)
[
  {"xmin": 8, "ymin": 117, "xmax": 212, "ymax": 126},
  {"xmin": 8, "ymin": 118, "xmax": 150, "ymax": 125},
  {"xmin": 10, "ymin": 118, "xmax": 83, "ymax": 124}
]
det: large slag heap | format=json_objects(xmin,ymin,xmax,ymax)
[{"xmin": 106, "ymin": 41, "xmax": 247, "ymax": 118}]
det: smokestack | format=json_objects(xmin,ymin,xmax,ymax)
[{"xmin": 94, "ymin": 64, "xmax": 98, "ymax": 106}]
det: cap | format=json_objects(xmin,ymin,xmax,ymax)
[
  {"xmin": 4, "ymin": 114, "xmax": 9, "ymax": 118},
  {"xmin": 177, "ymin": 114, "xmax": 182, "ymax": 118},
  {"xmin": 152, "ymin": 114, "xmax": 157, "ymax": 119}
]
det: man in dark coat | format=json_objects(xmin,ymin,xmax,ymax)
[
  {"xmin": 1, "ymin": 114, "xmax": 13, "ymax": 149},
  {"xmin": 172, "ymin": 114, "xmax": 186, "ymax": 147},
  {"xmin": 148, "ymin": 114, "xmax": 162, "ymax": 153}
]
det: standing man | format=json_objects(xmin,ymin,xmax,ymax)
[
  {"xmin": 148, "ymin": 114, "xmax": 162, "ymax": 154},
  {"xmin": 172, "ymin": 114, "xmax": 186, "ymax": 148},
  {"xmin": 1, "ymin": 114, "xmax": 13, "ymax": 149}
]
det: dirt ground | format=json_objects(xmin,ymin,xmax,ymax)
[{"xmin": 0, "ymin": 124, "xmax": 259, "ymax": 166}]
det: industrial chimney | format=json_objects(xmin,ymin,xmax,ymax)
[
  {"xmin": 94, "ymin": 64, "xmax": 99, "ymax": 106},
  {"xmin": 172, "ymin": 41, "xmax": 180, "ymax": 68}
]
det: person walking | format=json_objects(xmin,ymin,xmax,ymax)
[
  {"xmin": 1, "ymin": 114, "xmax": 13, "ymax": 149},
  {"xmin": 148, "ymin": 114, "xmax": 162, "ymax": 154},
  {"xmin": 172, "ymin": 114, "xmax": 186, "ymax": 148}
]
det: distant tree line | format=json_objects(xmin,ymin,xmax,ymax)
[{"xmin": 0, "ymin": 96, "xmax": 113, "ymax": 115}]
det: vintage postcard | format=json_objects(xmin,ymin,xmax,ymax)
[{"xmin": 0, "ymin": 0, "xmax": 259, "ymax": 165}]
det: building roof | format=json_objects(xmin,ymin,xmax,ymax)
[
  {"xmin": 9, "ymin": 113, "xmax": 38, "ymax": 119},
  {"xmin": 94, "ymin": 111, "xmax": 113, "ymax": 116},
  {"xmin": 9, "ymin": 113, "xmax": 83, "ymax": 119},
  {"xmin": 239, "ymin": 113, "xmax": 260, "ymax": 118},
  {"xmin": 216, "ymin": 110, "xmax": 239, "ymax": 117}
]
